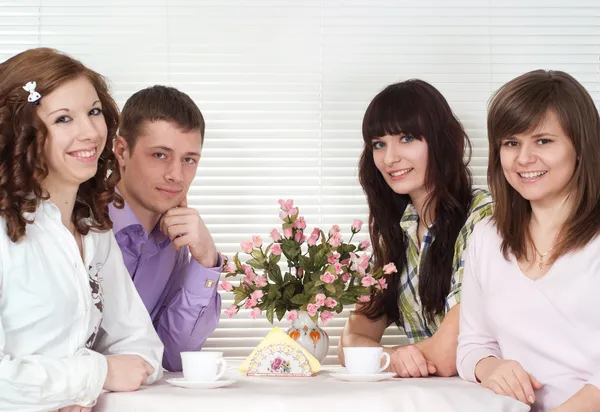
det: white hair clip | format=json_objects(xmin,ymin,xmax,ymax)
[{"xmin": 22, "ymin": 81, "xmax": 41, "ymax": 104}]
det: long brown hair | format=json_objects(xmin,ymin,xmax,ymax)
[
  {"xmin": 0, "ymin": 47, "xmax": 123, "ymax": 242},
  {"xmin": 488, "ymin": 70, "xmax": 600, "ymax": 262},
  {"xmin": 357, "ymin": 79, "xmax": 474, "ymax": 324}
]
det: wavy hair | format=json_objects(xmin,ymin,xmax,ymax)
[
  {"xmin": 0, "ymin": 47, "xmax": 122, "ymax": 242},
  {"xmin": 488, "ymin": 70, "xmax": 600, "ymax": 263},
  {"xmin": 356, "ymin": 80, "xmax": 474, "ymax": 324}
]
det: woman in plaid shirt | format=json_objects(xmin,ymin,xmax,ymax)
[{"xmin": 338, "ymin": 79, "xmax": 493, "ymax": 378}]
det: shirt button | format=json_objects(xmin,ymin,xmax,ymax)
[{"xmin": 205, "ymin": 280, "xmax": 215, "ymax": 288}]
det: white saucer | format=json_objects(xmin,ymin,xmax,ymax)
[
  {"xmin": 166, "ymin": 378, "xmax": 236, "ymax": 389},
  {"xmin": 329, "ymin": 371, "xmax": 396, "ymax": 382}
]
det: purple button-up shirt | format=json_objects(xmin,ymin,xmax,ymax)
[{"xmin": 109, "ymin": 201, "xmax": 222, "ymax": 371}]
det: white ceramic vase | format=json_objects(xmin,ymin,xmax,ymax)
[{"xmin": 286, "ymin": 311, "xmax": 329, "ymax": 363}]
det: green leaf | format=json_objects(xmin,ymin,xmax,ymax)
[
  {"xmin": 299, "ymin": 255, "xmax": 312, "ymax": 271},
  {"xmin": 269, "ymin": 264, "xmax": 283, "ymax": 285},
  {"xmin": 281, "ymin": 239, "xmax": 301, "ymax": 261},
  {"xmin": 284, "ymin": 272, "xmax": 295, "ymax": 284},
  {"xmin": 283, "ymin": 284, "xmax": 295, "ymax": 302},
  {"xmin": 234, "ymin": 253, "xmax": 243, "ymax": 271},
  {"xmin": 266, "ymin": 305, "xmax": 275, "ymax": 324},
  {"xmin": 246, "ymin": 258, "xmax": 265, "ymax": 269},
  {"xmin": 304, "ymin": 282, "xmax": 317, "ymax": 295},
  {"xmin": 251, "ymin": 249, "xmax": 265, "ymax": 261},
  {"xmin": 290, "ymin": 293, "xmax": 309, "ymax": 305},
  {"xmin": 275, "ymin": 302, "xmax": 287, "ymax": 321},
  {"xmin": 340, "ymin": 296, "xmax": 357, "ymax": 306},
  {"xmin": 268, "ymin": 284, "xmax": 282, "ymax": 300},
  {"xmin": 269, "ymin": 253, "xmax": 281, "ymax": 265},
  {"xmin": 233, "ymin": 289, "xmax": 247, "ymax": 305},
  {"xmin": 325, "ymin": 283, "xmax": 336, "ymax": 294}
]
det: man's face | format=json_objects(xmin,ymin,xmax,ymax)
[{"xmin": 115, "ymin": 120, "xmax": 202, "ymax": 215}]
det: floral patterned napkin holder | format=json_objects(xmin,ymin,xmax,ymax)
[{"xmin": 239, "ymin": 327, "xmax": 321, "ymax": 377}]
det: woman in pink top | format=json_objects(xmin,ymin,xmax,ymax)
[{"xmin": 456, "ymin": 70, "xmax": 600, "ymax": 412}]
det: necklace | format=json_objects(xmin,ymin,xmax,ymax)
[{"xmin": 532, "ymin": 243, "xmax": 554, "ymax": 270}]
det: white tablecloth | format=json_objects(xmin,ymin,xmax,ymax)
[{"xmin": 94, "ymin": 362, "xmax": 530, "ymax": 412}]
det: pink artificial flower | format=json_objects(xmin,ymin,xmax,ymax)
[
  {"xmin": 254, "ymin": 276, "xmax": 268, "ymax": 288},
  {"xmin": 249, "ymin": 307, "xmax": 261, "ymax": 319},
  {"xmin": 311, "ymin": 228, "xmax": 321, "ymax": 237},
  {"xmin": 329, "ymin": 233, "xmax": 343, "ymax": 248},
  {"xmin": 383, "ymin": 262, "xmax": 398, "ymax": 275},
  {"xmin": 251, "ymin": 290, "xmax": 264, "ymax": 300},
  {"xmin": 307, "ymin": 234, "xmax": 318, "ymax": 246},
  {"xmin": 278, "ymin": 199, "xmax": 294, "ymax": 211},
  {"xmin": 324, "ymin": 297, "xmax": 337, "ymax": 308},
  {"xmin": 328, "ymin": 225, "xmax": 341, "ymax": 237},
  {"xmin": 294, "ymin": 231, "xmax": 305, "ymax": 243},
  {"xmin": 288, "ymin": 207, "xmax": 298, "ymax": 216},
  {"xmin": 307, "ymin": 303, "xmax": 319, "ymax": 317},
  {"xmin": 359, "ymin": 240, "xmax": 371, "ymax": 250},
  {"xmin": 296, "ymin": 268, "xmax": 304, "ymax": 278},
  {"xmin": 252, "ymin": 235, "xmax": 263, "ymax": 248},
  {"xmin": 341, "ymin": 273, "xmax": 351, "ymax": 282},
  {"xmin": 244, "ymin": 298, "xmax": 258, "ymax": 309},
  {"xmin": 358, "ymin": 295, "xmax": 371, "ymax": 303},
  {"xmin": 225, "ymin": 305, "xmax": 239, "ymax": 318},
  {"xmin": 240, "ymin": 241, "xmax": 253, "ymax": 254},
  {"xmin": 379, "ymin": 278, "xmax": 388, "ymax": 290},
  {"xmin": 286, "ymin": 310, "xmax": 299, "ymax": 322},
  {"xmin": 315, "ymin": 293, "xmax": 326, "ymax": 307},
  {"xmin": 293, "ymin": 216, "xmax": 306, "ymax": 230},
  {"xmin": 320, "ymin": 310, "xmax": 334, "ymax": 325},
  {"xmin": 358, "ymin": 254, "xmax": 370, "ymax": 273},
  {"xmin": 334, "ymin": 262, "xmax": 343, "ymax": 275},
  {"xmin": 361, "ymin": 275, "xmax": 378, "ymax": 287},
  {"xmin": 284, "ymin": 227, "xmax": 293, "ymax": 239},
  {"xmin": 224, "ymin": 262, "xmax": 237, "ymax": 274},
  {"xmin": 279, "ymin": 210, "xmax": 289, "ymax": 220},
  {"xmin": 270, "ymin": 228, "xmax": 282, "ymax": 241},
  {"xmin": 320, "ymin": 272, "xmax": 336, "ymax": 284},
  {"xmin": 327, "ymin": 252, "xmax": 340, "ymax": 264},
  {"xmin": 243, "ymin": 265, "xmax": 256, "ymax": 284},
  {"xmin": 220, "ymin": 280, "xmax": 233, "ymax": 292},
  {"xmin": 351, "ymin": 219, "xmax": 363, "ymax": 232},
  {"xmin": 271, "ymin": 243, "xmax": 282, "ymax": 256}
]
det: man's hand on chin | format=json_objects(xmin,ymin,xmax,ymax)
[{"xmin": 160, "ymin": 197, "xmax": 218, "ymax": 267}]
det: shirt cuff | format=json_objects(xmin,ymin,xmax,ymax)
[
  {"xmin": 458, "ymin": 348, "xmax": 500, "ymax": 383},
  {"xmin": 74, "ymin": 348, "xmax": 108, "ymax": 406},
  {"xmin": 182, "ymin": 257, "xmax": 222, "ymax": 297}
]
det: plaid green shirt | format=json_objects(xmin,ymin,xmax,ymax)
[{"xmin": 397, "ymin": 188, "xmax": 493, "ymax": 342}]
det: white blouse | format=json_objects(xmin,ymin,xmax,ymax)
[{"xmin": 0, "ymin": 200, "xmax": 164, "ymax": 412}]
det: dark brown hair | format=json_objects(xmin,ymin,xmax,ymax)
[
  {"xmin": 488, "ymin": 69, "xmax": 600, "ymax": 262},
  {"xmin": 357, "ymin": 79, "xmax": 474, "ymax": 324},
  {"xmin": 119, "ymin": 85, "xmax": 205, "ymax": 151},
  {"xmin": 0, "ymin": 47, "xmax": 122, "ymax": 242}
]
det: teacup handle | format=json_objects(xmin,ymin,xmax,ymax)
[
  {"xmin": 379, "ymin": 352, "xmax": 391, "ymax": 372},
  {"xmin": 215, "ymin": 358, "xmax": 227, "ymax": 380}
]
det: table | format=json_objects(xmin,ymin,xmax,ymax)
[{"xmin": 94, "ymin": 362, "xmax": 530, "ymax": 412}]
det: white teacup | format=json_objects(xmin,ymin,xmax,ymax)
[
  {"xmin": 343, "ymin": 347, "xmax": 391, "ymax": 375},
  {"xmin": 181, "ymin": 351, "xmax": 227, "ymax": 382}
]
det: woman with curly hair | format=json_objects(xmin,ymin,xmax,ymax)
[{"xmin": 0, "ymin": 48, "xmax": 163, "ymax": 412}]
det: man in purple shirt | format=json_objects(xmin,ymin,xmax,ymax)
[{"xmin": 109, "ymin": 85, "xmax": 221, "ymax": 371}]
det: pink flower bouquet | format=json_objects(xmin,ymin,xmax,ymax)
[{"xmin": 221, "ymin": 200, "xmax": 396, "ymax": 325}]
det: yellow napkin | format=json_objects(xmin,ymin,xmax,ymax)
[{"xmin": 239, "ymin": 327, "xmax": 321, "ymax": 373}]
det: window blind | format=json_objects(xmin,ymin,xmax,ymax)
[{"xmin": 2, "ymin": 0, "xmax": 598, "ymax": 365}]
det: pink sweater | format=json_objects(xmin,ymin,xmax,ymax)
[{"xmin": 457, "ymin": 218, "xmax": 600, "ymax": 412}]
